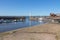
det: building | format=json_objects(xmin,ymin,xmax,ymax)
[{"xmin": 48, "ymin": 13, "xmax": 60, "ymax": 23}]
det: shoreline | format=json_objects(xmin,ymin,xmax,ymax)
[
  {"xmin": 0, "ymin": 23, "xmax": 60, "ymax": 40},
  {"xmin": 0, "ymin": 22, "xmax": 53, "ymax": 35},
  {"xmin": 0, "ymin": 23, "xmax": 44, "ymax": 35}
]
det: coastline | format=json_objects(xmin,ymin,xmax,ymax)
[
  {"xmin": 0, "ymin": 23, "xmax": 44, "ymax": 35},
  {"xmin": 0, "ymin": 23, "xmax": 60, "ymax": 40}
]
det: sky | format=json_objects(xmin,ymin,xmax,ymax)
[{"xmin": 0, "ymin": 0, "xmax": 60, "ymax": 16}]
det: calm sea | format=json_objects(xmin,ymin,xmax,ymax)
[{"xmin": 0, "ymin": 16, "xmax": 44, "ymax": 33}]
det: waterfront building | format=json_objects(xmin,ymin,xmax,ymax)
[{"xmin": 48, "ymin": 13, "xmax": 60, "ymax": 23}]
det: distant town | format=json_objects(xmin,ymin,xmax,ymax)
[{"xmin": 0, "ymin": 13, "xmax": 60, "ymax": 24}]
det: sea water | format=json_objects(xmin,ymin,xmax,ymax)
[{"xmin": 0, "ymin": 16, "xmax": 44, "ymax": 32}]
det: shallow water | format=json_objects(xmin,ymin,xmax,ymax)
[{"xmin": 0, "ymin": 17, "xmax": 44, "ymax": 32}]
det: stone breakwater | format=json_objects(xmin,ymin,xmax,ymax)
[{"xmin": 0, "ymin": 23, "xmax": 60, "ymax": 40}]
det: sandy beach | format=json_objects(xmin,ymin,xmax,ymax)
[{"xmin": 0, "ymin": 23, "xmax": 60, "ymax": 40}]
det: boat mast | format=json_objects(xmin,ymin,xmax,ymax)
[{"xmin": 29, "ymin": 11, "xmax": 32, "ymax": 26}]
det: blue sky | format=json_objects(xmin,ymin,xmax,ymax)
[{"xmin": 0, "ymin": 0, "xmax": 60, "ymax": 16}]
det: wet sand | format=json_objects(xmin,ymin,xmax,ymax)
[{"xmin": 0, "ymin": 23, "xmax": 60, "ymax": 40}]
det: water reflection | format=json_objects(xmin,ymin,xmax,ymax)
[{"xmin": 0, "ymin": 17, "xmax": 44, "ymax": 32}]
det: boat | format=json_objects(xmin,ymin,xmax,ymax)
[{"xmin": 38, "ymin": 17, "xmax": 43, "ymax": 22}]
